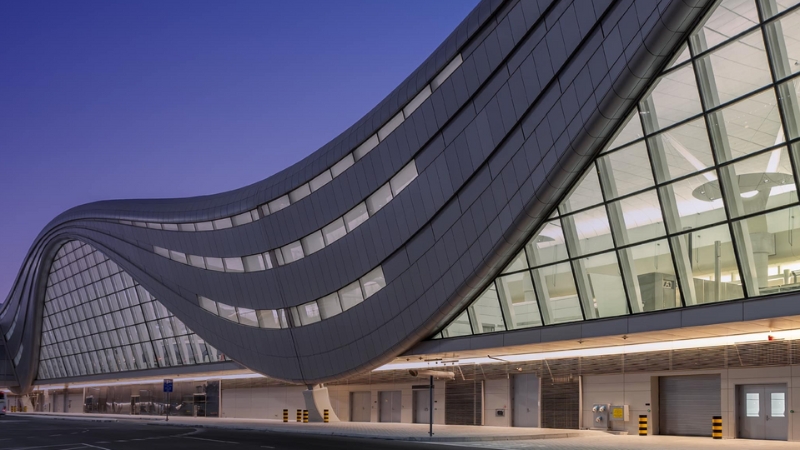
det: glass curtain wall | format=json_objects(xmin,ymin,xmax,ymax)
[
  {"xmin": 38, "ymin": 240, "xmax": 227, "ymax": 379},
  {"xmin": 439, "ymin": 0, "xmax": 800, "ymax": 339}
]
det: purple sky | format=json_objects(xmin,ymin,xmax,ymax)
[{"xmin": 0, "ymin": 0, "xmax": 479, "ymax": 300}]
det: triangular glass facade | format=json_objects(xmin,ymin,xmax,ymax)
[{"xmin": 437, "ymin": 0, "xmax": 800, "ymax": 339}]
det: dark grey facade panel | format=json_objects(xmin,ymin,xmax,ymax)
[{"xmin": 0, "ymin": 0, "xmax": 712, "ymax": 393}]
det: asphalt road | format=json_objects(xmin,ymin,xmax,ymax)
[{"xmin": 0, "ymin": 415, "xmax": 476, "ymax": 450}]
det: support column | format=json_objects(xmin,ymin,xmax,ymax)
[{"xmin": 303, "ymin": 384, "xmax": 340, "ymax": 423}]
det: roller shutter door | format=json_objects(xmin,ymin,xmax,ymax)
[{"xmin": 659, "ymin": 374, "xmax": 720, "ymax": 436}]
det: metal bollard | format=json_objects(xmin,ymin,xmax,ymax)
[
  {"xmin": 712, "ymin": 416, "xmax": 722, "ymax": 439},
  {"xmin": 283, "ymin": 409, "xmax": 288, "ymax": 423},
  {"xmin": 296, "ymin": 409, "xmax": 302, "ymax": 422},
  {"xmin": 638, "ymin": 415, "xmax": 648, "ymax": 436},
  {"xmin": 303, "ymin": 410, "xmax": 309, "ymax": 423},
  {"xmin": 324, "ymin": 409, "xmax": 329, "ymax": 423}
]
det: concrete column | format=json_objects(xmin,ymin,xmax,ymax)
[{"xmin": 303, "ymin": 384, "xmax": 340, "ymax": 422}]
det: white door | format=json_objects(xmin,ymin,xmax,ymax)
[
  {"xmin": 350, "ymin": 392, "xmax": 371, "ymax": 422},
  {"xmin": 739, "ymin": 384, "xmax": 788, "ymax": 441},
  {"xmin": 513, "ymin": 373, "xmax": 539, "ymax": 427},
  {"xmin": 413, "ymin": 390, "xmax": 431, "ymax": 424},
  {"xmin": 379, "ymin": 391, "xmax": 401, "ymax": 423}
]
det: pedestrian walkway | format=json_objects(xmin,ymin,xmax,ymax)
[
  {"xmin": 16, "ymin": 412, "xmax": 596, "ymax": 442},
  {"xmin": 444, "ymin": 434, "xmax": 798, "ymax": 449}
]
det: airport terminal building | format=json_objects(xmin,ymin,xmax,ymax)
[{"xmin": 4, "ymin": 0, "xmax": 800, "ymax": 441}]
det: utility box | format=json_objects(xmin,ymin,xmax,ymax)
[
  {"xmin": 609, "ymin": 405, "xmax": 629, "ymax": 422},
  {"xmin": 591, "ymin": 403, "xmax": 610, "ymax": 429}
]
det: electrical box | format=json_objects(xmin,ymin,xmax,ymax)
[
  {"xmin": 591, "ymin": 403, "xmax": 610, "ymax": 430},
  {"xmin": 609, "ymin": 404, "xmax": 630, "ymax": 422}
]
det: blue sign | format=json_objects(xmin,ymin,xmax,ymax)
[{"xmin": 163, "ymin": 379, "xmax": 173, "ymax": 393}]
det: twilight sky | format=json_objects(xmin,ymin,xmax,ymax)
[{"xmin": 0, "ymin": 0, "xmax": 480, "ymax": 300}]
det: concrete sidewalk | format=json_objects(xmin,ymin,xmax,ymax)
[{"xmin": 14, "ymin": 412, "xmax": 600, "ymax": 442}]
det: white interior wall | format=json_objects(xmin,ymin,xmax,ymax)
[{"xmin": 484, "ymin": 378, "xmax": 510, "ymax": 427}]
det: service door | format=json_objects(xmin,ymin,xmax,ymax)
[
  {"xmin": 350, "ymin": 391, "xmax": 371, "ymax": 422},
  {"xmin": 512, "ymin": 373, "xmax": 539, "ymax": 427},
  {"xmin": 659, "ymin": 374, "xmax": 720, "ymax": 436},
  {"xmin": 379, "ymin": 391, "xmax": 402, "ymax": 423},
  {"xmin": 739, "ymin": 384, "xmax": 788, "ymax": 441},
  {"xmin": 413, "ymin": 390, "xmax": 431, "ymax": 424}
]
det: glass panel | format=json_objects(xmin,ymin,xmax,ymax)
[
  {"xmin": 501, "ymin": 250, "xmax": 528, "ymax": 274},
  {"xmin": 669, "ymin": 43, "xmax": 691, "ymax": 68},
  {"xmin": 318, "ymin": 293, "xmax": 343, "ymax": 320},
  {"xmin": 344, "ymin": 202, "xmax": 369, "ymax": 231},
  {"xmin": 721, "ymin": 147, "xmax": 797, "ymax": 218},
  {"xmin": 309, "ymin": 170, "xmax": 333, "ymax": 192},
  {"xmin": 237, "ymin": 308, "xmax": 258, "ymax": 327},
  {"xmin": 532, "ymin": 262, "xmax": 583, "ymax": 325},
  {"xmin": 693, "ymin": 0, "xmax": 759, "ymax": 51},
  {"xmin": 298, "ymin": 301, "xmax": 321, "ymax": 325},
  {"xmin": 189, "ymin": 254, "xmax": 206, "ymax": 269},
  {"xmin": 331, "ymin": 153, "xmax": 355, "ymax": 178},
  {"xmin": 231, "ymin": 212, "xmax": 253, "ymax": 227},
  {"xmin": 674, "ymin": 224, "xmax": 744, "ymax": 305},
  {"xmin": 709, "ymin": 90, "xmax": 782, "ymax": 162},
  {"xmin": 778, "ymin": 78, "xmax": 800, "ymax": 139},
  {"xmin": 354, "ymin": 134, "xmax": 380, "ymax": 160},
  {"xmin": 242, "ymin": 254, "xmax": 266, "ymax": 272},
  {"xmin": 746, "ymin": 392, "xmax": 760, "ymax": 417},
  {"xmin": 441, "ymin": 310, "xmax": 472, "ymax": 338},
  {"xmin": 598, "ymin": 142, "xmax": 654, "ymax": 199},
  {"xmin": 205, "ymin": 257, "xmax": 225, "ymax": 272},
  {"xmin": 468, "ymin": 284, "xmax": 507, "ymax": 334},
  {"xmin": 496, "ymin": 271, "xmax": 542, "ymax": 329},
  {"xmin": 660, "ymin": 171, "xmax": 727, "ymax": 232},
  {"xmin": 390, "ymin": 162, "xmax": 418, "ymax": 195},
  {"xmin": 339, "ymin": 281, "xmax": 364, "ymax": 311},
  {"xmin": 169, "ymin": 250, "xmax": 187, "ymax": 265},
  {"xmin": 213, "ymin": 217, "xmax": 232, "ymax": 230},
  {"xmin": 766, "ymin": 7, "xmax": 800, "ymax": 79},
  {"xmin": 268, "ymin": 195, "xmax": 291, "ymax": 213},
  {"xmin": 609, "ymin": 189, "xmax": 666, "ymax": 245},
  {"xmin": 281, "ymin": 241, "xmax": 305, "ymax": 264},
  {"xmin": 154, "ymin": 246, "xmax": 170, "ymax": 258},
  {"xmin": 559, "ymin": 167, "xmax": 603, "ymax": 213},
  {"xmin": 771, "ymin": 392, "xmax": 786, "ymax": 417},
  {"xmin": 179, "ymin": 223, "xmax": 196, "ymax": 232},
  {"xmin": 195, "ymin": 221, "xmax": 214, "ymax": 232},
  {"xmin": 576, "ymin": 252, "xmax": 628, "ymax": 318},
  {"xmin": 625, "ymin": 239, "xmax": 681, "ymax": 313},
  {"xmin": 366, "ymin": 184, "xmax": 393, "ymax": 215},
  {"xmin": 289, "ymin": 183, "xmax": 311, "ymax": 203},
  {"xmin": 217, "ymin": 302, "xmax": 239, "ymax": 323},
  {"xmin": 257, "ymin": 310, "xmax": 282, "ymax": 329},
  {"xmin": 223, "ymin": 257, "xmax": 245, "ymax": 273},
  {"xmin": 733, "ymin": 206, "xmax": 800, "ymax": 294},
  {"xmin": 563, "ymin": 205, "xmax": 614, "ymax": 256},
  {"xmin": 526, "ymin": 220, "xmax": 568, "ymax": 266},
  {"xmin": 198, "ymin": 296, "xmax": 218, "ymax": 315},
  {"xmin": 361, "ymin": 267, "xmax": 386, "ymax": 298},
  {"xmin": 640, "ymin": 64, "xmax": 703, "ymax": 132},
  {"xmin": 604, "ymin": 110, "xmax": 644, "ymax": 152},
  {"xmin": 301, "ymin": 231, "xmax": 325, "ymax": 256},
  {"xmin": 322, "ymin": 218, "xmax": 347, "ymax": 245},
  {"xmin": 649, "ymin": 117, "xmax": 715, "ymax": 182},
  {"xmin": 698, "ymin": 30, "xmax": 772, "ymax": 108}
]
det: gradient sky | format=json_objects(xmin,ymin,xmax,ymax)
[{"xmin": 0, "ymin": 0, "xmax": 480, "ymax": 300}]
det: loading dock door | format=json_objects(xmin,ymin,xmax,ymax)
[
  {"xmin": 379, "ymin": 391, "xmax": 402, "ymax": 423},
  {"xmin": 513, "ymin": 373, "xmax": 539, "ymax": 427},
  {"xmin": 350, "ymin": 391, "xmax": 371, "ymax": 422},
  {"xmin": 659, "ymin": 375, "xmax": 721, "ymax": 436}
]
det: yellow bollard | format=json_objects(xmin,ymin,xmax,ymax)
[
  {"xmin": 303, "ymin": 410, "xmax": 308, "ymax": 423},
  {"xmin": 712, "ymin": 416, "xmax": 722, "ymax": 439},
  {"xmin": 638, "ymin": 415, "xmax": 648, "ymax": 436},
  {"xmin": 324, "ymin": 409, "xmax": 329, "ymax": 423},
  {"xmin": 296, "ymin": 409, "xmax": 301, "ymax": 422},
  {"xmin": 23, "ymin": 406, "xmax": 27, "ymax": 413},
  {"xmin": 283, "ymin": 409, "xmax": 288, "ymax": 423}
]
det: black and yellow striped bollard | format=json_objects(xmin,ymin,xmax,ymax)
[
  {"xmin": 283, "ymin": 409, "xmax": 288, "ymax": 423},
  {"xmin": 296, "ymin": 409, "xmax": 302, "ymax": 422},
  {"xmin": 638, "ymin": 415, "xmax": 648, "ymax": 436},
  {"xmin": 303, "ymin": 410, "xmax": 309, "ymax": 423},
  {"xmin": 712, "ymin": 416, "xmax": 722, "ymax": 439},
  {"xmin": 324, "ymin": 409, "xmax": 329, "ymax": 423}
]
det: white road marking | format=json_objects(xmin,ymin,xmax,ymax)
[
  {"xmin": 82, "ymin": 444, "xmax": 111, "ymax": 450},
  {"xmin": 182, "ymin": 436, "xmax": 239, "ymax": 444}
]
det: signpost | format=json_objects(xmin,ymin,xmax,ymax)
[{"xmin": 163, "ymin": 379, "xmax": 173, "ymax": 422}]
